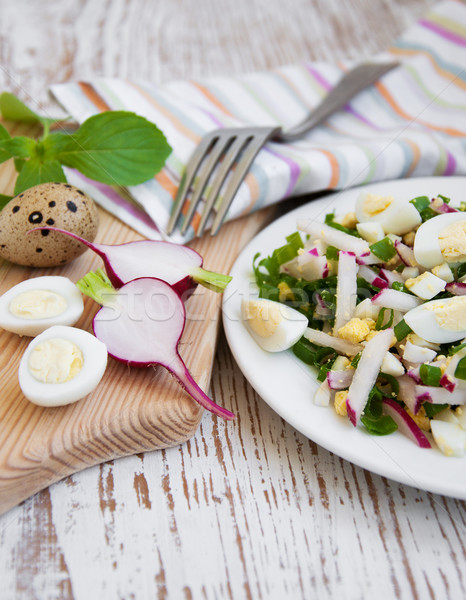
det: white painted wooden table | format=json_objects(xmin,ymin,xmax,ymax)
[{"xmin": 1, "ymin": 1, "xmax": 465, "ymax": 599}]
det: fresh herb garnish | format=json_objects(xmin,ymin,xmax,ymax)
[{"xmin": 0, "ymin": 92, "xmax": 172, "ymax": 197}]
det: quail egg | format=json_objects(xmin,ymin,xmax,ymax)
[
  {"xmin": 18, "ymin": 325, "xmax": 108, "ymax": 407},
  {"xmin": 0, "ymin": 276, "xmax": 84, "ymax": 336}
]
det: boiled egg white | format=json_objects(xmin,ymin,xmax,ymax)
[
  {"xmin": 403, "ymin": 296, "xmax": 466, "ymax": 343},
  {"xmin": 355, "ymin": 193, "xmax": 421, "ymax": 235},
  {"xmin": 413, "ymin": 212, "xmax": 466, "ymax": 269},
  {"xmin": 18, "ymin": 325, "xmax": 107, "ymax": 407},
  {"xmin": 241, "ymin": 298, "xmax": 308, "ymax": 352},
  {"xmin": 0, "ymin": 276, "xmax": 84, "ymax": 337}
]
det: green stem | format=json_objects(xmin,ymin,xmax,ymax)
[
  {"xmin": 189, "ymin": 267, "xmax": 232, "ymax": 293},
  {"xmin": 76, "ymin": 269, "xmax": 118, "ymax": 307}
]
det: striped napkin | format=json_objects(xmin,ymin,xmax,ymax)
[{"xmin": 50, "ymin": 0, "xmax": 466, "ymax": 243}]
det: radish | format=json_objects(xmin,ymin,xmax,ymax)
[
  {"xmin": 382, "ymin": 398, "xmax": 431, "ymax": 448},
  {"xmin": 33, "ymin": 227, "xmax": 232, "ymax": 298},
  {"xmin": 76, "ymin": 270, "xmax": 235, "ymax": 420},
  {"xmin": 346, "ymin": 328, "xmax": 394, "ymax": 426}
]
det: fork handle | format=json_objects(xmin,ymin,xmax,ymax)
[{"xmin": 277, "ymin": 61, "xmax": 398, "ymax": 143}]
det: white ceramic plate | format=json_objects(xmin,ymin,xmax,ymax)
[{"xmin": 223, "ymin": 176, "xmax": 466, "ymax": 499}]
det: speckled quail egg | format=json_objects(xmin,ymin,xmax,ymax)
[
  {"xmin": 18, "ymin": 325, "xmax": 108, "ymax": 407},
  {"xmin": 413, "ymin": 211, "xmax": 466, "ymax": 269},
  {"xmin": 0, "ymin": 276, "xmax": 84, "ymax": 336},
  {"xmin": 242, "ymin": 298, "xmax": 308, "ymax": 352},
  {"xmin": 0, "ymin": 182, "xmax": 99, "ymax": 267}
]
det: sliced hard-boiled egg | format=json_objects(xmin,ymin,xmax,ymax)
[
  {"xmin": 356, "ymin": 221, "xmax": 385, "ymax": 244},
  {"xmin": 355, "ymin": 193, "xmax": 421, "ymax": 235},
  {"xmin": 241, "ymin": 298, "xmax": 308, "ymax": 352},
  {"xmin": 413, "ymin": 212, "xmax": 466, "ymax": 269},
  {"xmin": 404, "ymin": 271, "xmax": 446, "ymax": 300},
  {"xmin": 0, "ymin": 276, "xmax": 84, "ymax": 337},
  {"xmin": 18, "ymin": 325, "xmax": 108, "ymax": 407},
  {"xmin": 404, "ymin": 296, "xmax": 466, "ymax": 343},
  {"xmin": 430, "ymin": 419, "xmax": 466, "ymax": 457}
]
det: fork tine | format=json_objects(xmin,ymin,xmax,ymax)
[
  {"xmin": 209, "ymin": 128, "xmax": 279, "ymax": 236},
  {"xmin": 166, "ymin": 135, "xmax": 218, "ymax": 235},
  {"xmin": 180, "ymin": 136, "xmax": 235, "ymax": 235},
  {"xmin": 195, "ymin": 134, "xmax": 250, "ymax": 236}
]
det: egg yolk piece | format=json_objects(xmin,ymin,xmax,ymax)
[
  {"xmin": 438, "ymin": 219, "xmax": 466, "ymax": 263},
  {"xmin": 243, "ymin": 299, "xmax": 283, "ymax": 337},
  {"xmin": 425, "ymin": 297, "xmax": 466, "ymax": 332},
  {"xmin": 362, "ymin": 194, "xmax": 394, "ymax": 216},
  {"xmin": 9, "ymin": 290, "xmax": 67, "ymax": 320},
  {"xmin": 28, "ymin": 338, "xmax": 84, "ymax": 383}
]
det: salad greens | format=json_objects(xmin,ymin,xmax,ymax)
[{"xmin": 251, "ymin": 192, "xmax": 466, "ymax": 454}]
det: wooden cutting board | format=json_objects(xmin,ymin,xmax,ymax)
[{"xmin": 0, "ymin": 124, "xmax": 277, "ymax": 515}]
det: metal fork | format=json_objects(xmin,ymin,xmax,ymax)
[{"xmin": 166, "ymin": 61, "xmax": 399, "ymax": 237}]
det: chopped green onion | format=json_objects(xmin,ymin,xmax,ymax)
[
  {"xmin": 419, "ymin": 364, "xmax": 442, "ymax": 387},
  {"xmin": 449, "ymin": 341, "xmax": 466, "ymax": 356},
  {"xmin": 424, "ymin": 403, "xmax": 448, "ymax": 418},
  {"xmin": 369, "ymin": 237, "xmax": 396, "ymax": 261},
  {"xmin": 326, "ymin": 245, "xmax": 339, "ymax": 261},
  {"xmin": 361, "ymin": 414, "xmax": 398, "ymax": 436},
  {"xmin": 438, "ymin": 194, "xmax": 450, "ymax": 204},
  {"xmin": 391, "ymin": 281, "xmax": 409, "ymax": 294},
  {"xmin": 410, "ymin": 195, "xmax": 430, "ymax": 212},
  {"xmin": 375, "ymin": 307, "xmax": 394, "ymax": 330},
  {"xmin": 454, "ymin": 356, "xmax": 466, "ymax": 380},
  {"xmin": 324, "ymin": 212, "xmax": 360, "ymax": 237},
  {"xmin": 420, "ymin": 206, "xmax": 438, "ymax": 222},
  {"xmin": 351, "ymin": 352, "xmax": 362, "ymax": 368},
  {"xmin": 378, "ymin": 372, "xmax": 400, "ymax": 395},
  {"xmin": 394, "ymin": 319, "xmax": 412, "ymax": 342},
  {"xmin": 273, "ymin": 231, "xmax": 303, "ymax": 266}
]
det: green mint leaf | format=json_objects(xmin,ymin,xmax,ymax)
[
  {"xmin": 0, "ymin": 125, "xmax": 12, "ymax": 163},
  {"xmin": 14, "ymin": 157, "xmax": 67, "ymax": 195},
  {"xmin": 0, "ymin": 93, "xmax": 65, "ymax": 135},
  {"xmin": 0, "ymin": 92, "xmax": 42, "ymax": 124},
  {"xmin": 0, "ymin": 193, "xmax": 12, "ymax": 210},
  {"xmin": 56, "ymin": 111, "xmax": 172, "ymax": 186},
  {"xmin": 6, "ymin": 136, "xmax": 36, "ymax": 158},
  {"xmin": 14, "ymin": 158, "xmax": 26, "ymax": 173}
]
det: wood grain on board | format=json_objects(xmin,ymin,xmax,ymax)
[{"xmin": 0, "ymin": 125, "xmax": 276, "ymax": 515}]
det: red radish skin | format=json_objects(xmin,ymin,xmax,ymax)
[
  {"xmin": 382, "ymin": 397, "xmax": 431, "ymax": 448},
  {"xmin": 81, "ymin": 275, "xmax": 235, "ymax": 420},
  {"xmin": 32, "ymin": 227, "xmax": 208, "ymax": 298}
]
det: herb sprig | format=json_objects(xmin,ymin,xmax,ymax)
[{"xmin": 0, "ymin": 92, "xmax": 172, "ymax": 206}]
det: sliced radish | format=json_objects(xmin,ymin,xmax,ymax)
[
  {"xmin": 346, "ymin": 328, "xmax": 394, "ymax": 426},
  {"xmin": 334, "ymin": 251, "xmax": 358, "ymax": 333},
  {"xmin": 446, "ymin": 282, "xmax": 466, "ymax": 296},
  {"xmin": 397, "ymin": 374, "xmax": 422, "ymax": 414},
  {"xmin": 358, "ymin": 265, "xmax": 388, "ymax": 288},
  {"xmin": 415, "ymin": 384, "xmax": 466, "ymax": 405},
  {"xmin": 304, "ymin": 327, "xmax": 363, "ymax": 356},
  {"xmin": 378, "ymin": 267, "xmax": 404, "ymax": 286},
  {"xmin": 34, "ymin": 227, "xmax": 231, "ymax": 297},
  {"xmin": 327, "ymin": 369, "xmax": 354, "ymax": 390},
  {"xmin": 296, "ymin": 219, "xmax": 371, "ymax": 257},
  {"xmin": 371, "ymin": 288, "xmax": 422, "ymax": 312},
  {"xmin": 394, "ymin": 240, "xmax": 417, "ymax": 267},
  {"xmin": 382, "ymin": 398, "xmax": 431, "ymax": 448},
  {"xmin": 77, "ymin": 271, "xmax": 235, "ymax": 420}
]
